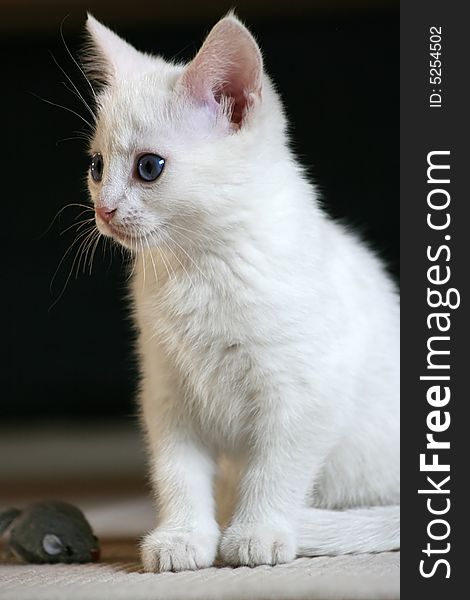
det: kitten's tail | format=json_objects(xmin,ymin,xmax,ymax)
[{"xmin": 298, "ymin": 505, "xmax": 400, "ymax": 555}]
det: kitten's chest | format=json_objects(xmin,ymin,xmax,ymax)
[{"xmin": 134, "ymin": 271, "xmax": 261, "ymax": 447}]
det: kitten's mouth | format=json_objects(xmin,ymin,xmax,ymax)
[{"xmin": 100, "ymin": 222, "xmax": 142, "ymax": 247}]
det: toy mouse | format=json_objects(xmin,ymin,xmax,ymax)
[{"xmin": 0, "ymin": 501, "xmax": 100, "ymax": 563}]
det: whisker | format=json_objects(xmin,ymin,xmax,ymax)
[
  {"xmin": 119, "ymin": 224, "xmax": 137, "ymax": 281},
  {"xmin": 145, "ymin": 237, "xmax": 159, "ymax": 286},
  {"xmin": 118, "ymin": 242, "xmax": 128, "ymax": 267},
  {"xmin": 143, "ymin": 229, "xmax": 171, "ymax": 282},
  {"xmin": 73, "ymin": 228, "xmax": 97, "ymax": 278},
  {"xmin": 125, "ymin": 244, "xmax": 138, "ymax": 281},
  {"xmin": 88, "ymin": 230, "xmax": 103, "ymax": 275},
  {"xmin": 61, "ymin": 81, "xmax": 96, "ymax": 122},
  {"xmin": 39, "ymin": 203, "xmax": 93, "ymax": 239},
  {"xmin": 105, "ymin": 235, "xmax": 117, "ymax": 273},
  {"xmin": 164, "ymin": 232, "xmax": 207, "ymax": 280},
  {"xmin": 50, "ymin": 225, "xmax": 94, "ymax": 291},
  {"xmin": 81, "ymin": 228, "xmax": 100, "ymax": 274},
  {"xmin": 50, "ymin": 50, "xmax": 96, "ymax": 122},
  {"xmin": 62, "ymin": 81, "xmax": 96, "ymax": 122},
  {"xmin": 49, "ymin": 225, "xmax": 95, "ymax": 309},
  {"xmin": 139, "ymin": 236, "xmax": 146, "ymax": 291},
  {"xmin": 74, "ymin": 208, "xmax": 95, "ymax": 221},
  {"xmin": 71, "ymin": 129, "xmax": 92, "ymax": 141},
  {"xmin": 60, "ymin": 217, "xmax": 95, "ymax": 236},
  {"xmin": 170, "ymin": 222, "xmax": 213, "ymax": 243},
  {"xmin": 158, "ymin": 243, "xmax": 175, "ymax": 281},
  {"xmin": 76, "ymin": 220, "xmax": 95, "ymax": 233},
  {"xmin": 28, "ymin": 91, "xmax": 93, "ymax": 129},
  {"xmin": 60, "ymin": 16, "xmax": 98, "ymax": 103},
  {"xmin": 56, "ymin": 134, "xmax": 89, "ymax": 146},
  {"xmin": 160, "ymin": 235, "xmax": 194, "ymax": 287}
]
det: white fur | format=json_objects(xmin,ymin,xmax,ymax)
[{"xmin": 84, "ymin": 14, "xmax": 400, "ymax": 572}]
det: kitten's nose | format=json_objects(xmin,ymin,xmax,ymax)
[{"xmin": 96, "ymin": 206, "xmax": 117, "ymax": 223}]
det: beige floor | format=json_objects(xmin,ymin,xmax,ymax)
[{"xmin": 0, "ymin": 545, "xmax": 399, "ymax": 600}]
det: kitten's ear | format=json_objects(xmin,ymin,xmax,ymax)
[
  {"xmin": 179, "ymin": 14, "xmax": 263, "ymax": 127},
  {"xmin": 84, "ymin": 14, "xmax": 155, "ymax": 86}
]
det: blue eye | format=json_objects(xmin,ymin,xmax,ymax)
[
  {"xmin": 136, "ymin": 154, "xmax": 165, "ymax": 182},
  {"xmin": 90, "ymin": 153, "xmax": 103, "ymax": 182}
]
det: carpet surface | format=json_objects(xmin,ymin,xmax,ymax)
[
  {"xmin": 0, "ymin": 541, "xmax": 399, "ymax": 600},
  {"xmin": 0, "ymin": 427, "xmax": 400, "ymax": 599}
]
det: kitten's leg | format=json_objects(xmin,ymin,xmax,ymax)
[
  {"xmin": 138, "ymin": 341, "xmax": 220, "ymax": 572},
  {"xmin": 219, "ymin": 392, "xmax": 333, "ymax": 567},
  {"xmin": 141, "ymin": 423, "xmax": 219, "ymax": 572},
  {"xmin": 139, "ymin": 357, "xmax": 219, "ymax": 573}
]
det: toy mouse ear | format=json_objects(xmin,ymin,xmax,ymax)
[
  {"xmin": 179, "ymin": 14, "xmax": 263, "ymax": 126},
  {"xmin": 0, "ymin": 508, "xmax": 21, "ymax": 535},
  {"xmin": 84, "ymin": 14, "xmax": 156, "ymax": 87}
]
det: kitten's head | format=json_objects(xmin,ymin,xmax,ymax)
[{"xmin": 84, "ymin": 14, "xmax": 285, "ymax": 252}]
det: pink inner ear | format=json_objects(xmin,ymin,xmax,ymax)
[
  {"xmin": 213, "ymin": 67, "xmax": 254, "ymax": 125},
  {"xmin": 180, "ymin": 17, "xmax": 263, "ymax": 126}
]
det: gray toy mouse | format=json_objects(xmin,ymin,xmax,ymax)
[{"xmin": 0, "ymin": 501, "xmax": 100, "ymax": 563}]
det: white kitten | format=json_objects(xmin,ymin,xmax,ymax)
[{"xmin": 84, "ymin": 14, "xmax": 399, "ymax": 571}]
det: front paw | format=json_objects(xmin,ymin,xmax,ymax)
[
  {"xmin": 141, "ymin": 526, "xmax": 219, "ymax": 572},
  {"xmin": 220, "ymin": 523, "xmax": 296, "ymax": 567}
]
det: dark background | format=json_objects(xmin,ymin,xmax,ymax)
[{"xmin": 1, "ymin": 0, "xmax": 398, "ymax": 421}]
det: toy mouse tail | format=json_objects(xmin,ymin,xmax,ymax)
[{"xmin": 0, "ymin": 508, "xmax": 21, "ymax": 535}]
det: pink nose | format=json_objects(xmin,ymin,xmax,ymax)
[{"xmin": 96, "ymin": 206, "xmax": 117, "ymax": 223}]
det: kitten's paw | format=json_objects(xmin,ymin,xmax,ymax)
[
  {"xmin": 141, "ymin": 527, "xmax": 219, "ymax": 572},
  {"xmin": 220, "ymin": 523, "xmax": 296, "ymax": 567}
]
